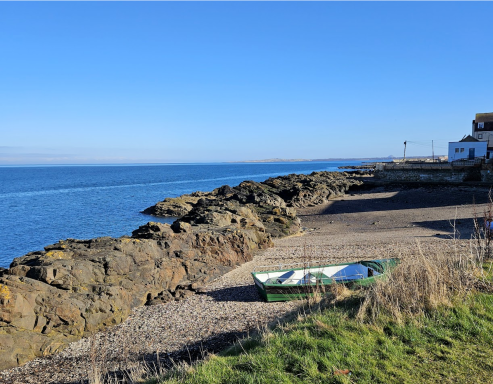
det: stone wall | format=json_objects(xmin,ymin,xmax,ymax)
[
  {"xmin": 481, "ymin": 170, "xmax": 493, "ymax": 183},
  {"xmin": 374, "ymin": 167, "xmax": 481, "ymax": 183}
]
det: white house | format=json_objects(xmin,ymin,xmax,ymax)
[
  {"xmin": 448, "ymin": 135, "xmax": 487, "ymax": 162},
  {"xmin": 471, "ymin": 112, "xmax": 493, "ymax": 160}
]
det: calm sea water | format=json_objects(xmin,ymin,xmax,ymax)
[{"xmin": 0, "ymin": 161, "xmax": 364, "ymax": 268}]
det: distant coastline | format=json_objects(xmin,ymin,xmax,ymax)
[{"xmin": 229, "ymin": 155, "xmax": 445, "ymax": 163}]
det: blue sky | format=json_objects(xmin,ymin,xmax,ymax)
[{"xmin": 1, "ymin": 2, "xmax": 492, "ymax": 164}]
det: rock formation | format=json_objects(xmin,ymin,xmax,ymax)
[
  {"xmin": 0, "ymin": 171, "xmax": 361, "ymax": 370},
  {"xmin": 144, "ymin": 171, "xmax": 359, "ymax": 221}
]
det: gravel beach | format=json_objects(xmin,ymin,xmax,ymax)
[{"xmin": 0, "ymin": 184, "xmax": 488, "ymax": 384}]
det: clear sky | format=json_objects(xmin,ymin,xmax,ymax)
[{"xmin": 1, "ymin": 2, "xmax": 492, "ymax": 164}]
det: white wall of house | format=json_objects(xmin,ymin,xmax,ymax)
[
  {"xmin": 448, "ymin": 141, "xmax": 487, "ymax": 162},
  {"xmin": 472, "ymin": 131, "xmax": 493, "ymax": 147}
]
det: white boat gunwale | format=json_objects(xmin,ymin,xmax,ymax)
[{"xmin": 252, "ymin": 260, "xmax": 386, "ymax": 287}]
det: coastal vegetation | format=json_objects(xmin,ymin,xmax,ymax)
[
  {"xmin": 140, "ymin": 245, "xmax": 493, "ymax": 384},
  {"xmin": 149, "ymin": 293, "xmax": 493, "ymax": 384},
  {"xmin": 3, "ymin": 176, "xmax": 493, "ymax": 383}
]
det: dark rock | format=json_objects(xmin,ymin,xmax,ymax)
[
  {"xmin": 0, "ymin": 223, "xmax": 270, "ymax": 369},
  {"xmin": 338, "ymin": 165, "xmax": 375, "ymax": 170},
  {"xmin": 141, "ymin": 192, "xmax": 210, "ymax": 217},
  {"xmin": 142, "ymin": 171, "xmax": 360, "ymax": 220},
  {"xmin": 262, "ymin": 171, "xmax": 359, "ymax": 208},
  {"xmin": 0, "ymin": 171, "xmax": 361, "ymax": 370}
]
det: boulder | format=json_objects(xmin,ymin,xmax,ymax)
[{"xmin": 141, "ymin": 192, "xmax": 211, "ymax": 217}]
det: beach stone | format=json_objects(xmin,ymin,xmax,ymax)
[{"xmin": 0, "ymin": 171, "xmax": 361, "ymax": 370}]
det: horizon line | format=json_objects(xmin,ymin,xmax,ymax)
[{"xmin": 0, "ymin": 155, "xmax": 447, "ymax": 168}]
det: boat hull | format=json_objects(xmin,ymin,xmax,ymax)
[{"xmin": 252, "ymin": 259, "xmax": 399, "ymax": 302}]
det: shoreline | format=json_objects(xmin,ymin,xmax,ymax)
[
  {"xmin": 0, "ymin": 182, "xmax": 488, "ymax": 383},
  {"xmin": 0, "ymin": 171, "xmax": 358, "ymax": 372}
]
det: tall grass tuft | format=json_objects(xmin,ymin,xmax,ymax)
[
  {"xmin": 357, "ymin": 243, "xmax": 483, "ymax": 323},
  {"xmin": 472, "ymin": 189, "xmax": 493, "ymax": 263}
]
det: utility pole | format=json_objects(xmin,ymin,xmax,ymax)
[
  {"xmin": 432, "ymin": 140, "xmax": 435, "ymax": 162},
  {"xmin": 403, "ymin": 141, "xmax": 407, "ymax": 162}
]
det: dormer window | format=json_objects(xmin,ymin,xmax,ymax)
[
  {"xmin": 478, "ymin": 122, "xmax": 485, "ymax": 129},
  {"xmin": 479, "ymin": 134, "xmax": 483, "ymax": 139}
]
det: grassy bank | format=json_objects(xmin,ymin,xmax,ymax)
[
  {"xmin": 149, "ymin": 293, "xmax": 493, "ymax": 384},
  {"xmin": 142, "ymin": 249, "xmax": 493, "ymax": 384}
]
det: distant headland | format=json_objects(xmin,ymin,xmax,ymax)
[{"xmin": 229, "ymin": 155, "xmax": 443, "ymax": 163}]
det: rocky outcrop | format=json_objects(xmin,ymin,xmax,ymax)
[
  {"xmin": 338, "ymin": 165, "xmax": 375, "ymax": 170},
  {"xmin": 177, "ymin": 181, "xmax": 301, "ymax": 238},
  {"xmin": 0, "ymin": 171, "xmax": 361, "ymax": 370},
  {"xmin": 144, "ymin": 171, "xmax": 361, "ymax": 228},
  {"xmin": 0, "ymin": 221, "xmax": 271, "ymax": 369},
  {"xmin": 141, "ymin": 192, "xmax": 210, "ymax": 217},
  {"xmin": 262, "ymin": 171, "xmax": 359, "ymax": 208}
]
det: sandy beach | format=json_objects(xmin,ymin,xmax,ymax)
[{"xmin": 0, "ymin": 183, "xmax": 489, "ymax": 384}]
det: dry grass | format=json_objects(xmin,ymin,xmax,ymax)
[
  {"xmin": 472, "ymin": 190, "xmax": 493, "ymax": 262},
  {"xmin": 357, "ymin": 241, "xmax": 488, "ymax": 323},
  {"xmin": 85, "ymin": 218, "xmax": 493, "ymax": 383},
  {"xmin": 87, "ymin": 359, "xmax": 167, "ymax": 384},
  {"xmin": 86, "ymin": 239, "xmax": 492, "ymax": 383},
  {"xmin": 355, "ymin": 196, "xmax": 493, "ymax": 324}
]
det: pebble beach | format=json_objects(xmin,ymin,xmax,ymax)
[{"xmin": 0, "ymin": 184, "xmax": 487, "ymax": 384}]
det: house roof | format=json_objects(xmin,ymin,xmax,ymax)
[
  {"xmin": 460, "ymin": 135, "xmax": 479, "ymax": 142},
  {"xmin": 476, "ymin": 113, "xmax": 493, "ymax": 122}
]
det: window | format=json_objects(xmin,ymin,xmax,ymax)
[
  {"xmin": 479, "ymin": 134, "xmax": 483, "ymax": 139},
  {"xmin": 455, "ymin": 148, "xmax": 459, "ymax": 153},
  {"xmin": 478, "ymin": 122, "xmax": 485, "ymax": 129},
  {"xmin": 460, "ymin": 148, "xmax": 465, "ymax": 153}
]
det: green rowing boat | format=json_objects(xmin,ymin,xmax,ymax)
[{"xmin": 252, "ymin": 258, "xmax": 400, "ymax": 302}]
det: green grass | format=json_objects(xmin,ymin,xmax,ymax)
[
  {"xmin": 482, "ymin": 261, "xmax": 493, "ymax": 282},
  {"xmin": 151, "ymin": 293, "xmax": 493, "ymax": 384}
]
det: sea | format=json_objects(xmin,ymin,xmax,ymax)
[{"xmin": 0, "ymin": 161, "xmax": 365, "ymax": 268}]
